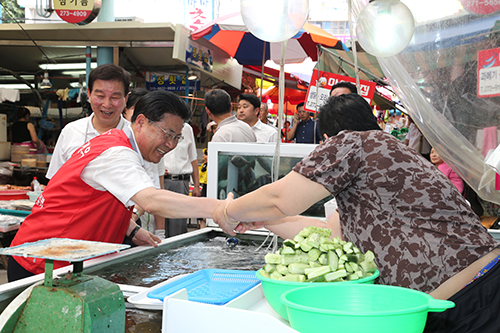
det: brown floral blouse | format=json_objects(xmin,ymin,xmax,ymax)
[{"xmin": 293, "ymin": 130, "xmax": 499, "ymax": 292}]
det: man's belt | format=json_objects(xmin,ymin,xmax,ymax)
[{"xmin": 165, "ymin": 174, "xmax": 190, "ymax": 181}]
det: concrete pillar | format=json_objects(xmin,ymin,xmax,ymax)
[{"xmin": 97, "ymin": 0, "xmax": 114, "ymax": 66}]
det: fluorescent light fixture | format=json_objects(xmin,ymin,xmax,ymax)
[
  {"xmin": 61, "ymin": 70, "xmax": 88, "ymax": 76},
  {"xmin": 39, "ymin": 63, "xmax": 98, "ymax": 70},
  {"xmin": 0, "ymin": 75, "xmax": 35, "ymax": 81},
  {"xmin": 0, "ymin": 84, "xmax": 32, "ymax": 89},
  {"xmin": 40, "ymin": 72, "xmax": 52, "ymax": 89}
]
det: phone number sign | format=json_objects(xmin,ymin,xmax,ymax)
[
  {"xmin": 54, "ymin": 0, "xmax": 101, "ymax": 25},
  {"xmin": 461, "ymin": 0, "xmax": 500, "ymax": 15},
  {"xmin": 478, "ymin": 47, "xmax": 500, "ymax": 98},
  {"xmin": 304, "ymin": 70, "xmax": 376, "ymax": 113}
]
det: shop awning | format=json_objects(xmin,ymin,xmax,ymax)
[{"xmin": 316, "ymin": 45, "xmax": 385, "ymax": 83}]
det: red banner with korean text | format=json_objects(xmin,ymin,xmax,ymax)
[
  {"xmin": 304, "ymin": 70, "xmax": 376, "ymax": 113},
  {"xmin": 478, "ymin": 47, "xmax": 500, "ymax": 98}
]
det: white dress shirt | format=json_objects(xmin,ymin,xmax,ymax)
[
  {"xmin": 163, "ymin": 123, "xmax": 198, "ymax": 175},
  {"xmin": 252, "ymin": 119, "xmax": 279, "ymax": 143},
  {"xmin": 46, "ymin": 114, "xmax": 129, "ymax": 179},
  {"xmin": 211, "ymin": 115, "xmax": 256, "ymax": 143},
  {"xmin": 81, "ymin": 124, "xmax": 155, "ymax": 208}
]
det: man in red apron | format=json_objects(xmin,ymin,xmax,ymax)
[{"xmin": 8, "ymin": 91, "xmax": 226, "ymax": 281}]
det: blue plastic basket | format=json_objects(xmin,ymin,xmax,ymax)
[{"xmin": 147, "ymin": 269, "xmax": 261, "ymax": 305}]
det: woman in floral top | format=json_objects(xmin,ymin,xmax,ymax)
[{"xmin": 215, "ymin": 93, "xmax": 500, "ymax": 332}]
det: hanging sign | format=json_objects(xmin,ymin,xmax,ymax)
[
  {"xmin": 145, "ymin": 72, "xmax": 201, "ymax": 92},
  {"xmin": 304, "ymin": 70, "xmax": 376, "ymax": 113},
  {"xmin": 54, "ymin": 0, "xmax": 101, "ymax": 25},
  {"xmin": 461, "ymin": 0, "xmax": 500, "ymax": 15},
  {"xmin": 478, "ymin": 47, "xmax": 500, "ymax": 98},
  {"xmin": 185, "ymin": 0, "xmax": 213, "ymax": 31},
  {"xmin": 186, "ymin": 39, "xmax": 213, "ymax": 73}
]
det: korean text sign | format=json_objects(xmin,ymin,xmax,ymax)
[
  {"xmin": 146, "ymin": 72, "xmax": 201, "ymax": 92},
  {"xmin": 478, "ymin": 47, "xmax": 500, "ymax": 98},
  {"xmin": 304, "ymin": 70, "xmax": 376, "ymax": 113},
  {"xmin": 54, "ymin": 0, "xmax": 100, "ymax": 25}
]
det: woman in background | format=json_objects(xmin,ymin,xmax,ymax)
[
  {"xmin": 430, "ymin": 147, "xmax": 464, "ymax": 194},
  {"xmin": 122, "ymin": 88, "xmax": 149, "ymax": 122},
  {"xmin": 11, "ymin": 107, "xmax": 46, "ymax": 153}
]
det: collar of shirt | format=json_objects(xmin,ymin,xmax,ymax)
[
  {"xmin": 252, "ymin": 119, "xmax": 266, "ymax": 130},
  {"xmin": 218, "ymin": 115, "xmax": 238, "ymax": 127},
  {"xmin": 123, "ymin": 124, "xmax": 147, "ymax": 168},
  {"xmin": 87, "ymin": 114, "xmax": 129, "ymax": 137}
]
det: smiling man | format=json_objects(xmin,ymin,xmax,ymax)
[
  {"xmin": 8, "ymin": 91, "xmax": 228, "ymax": 282},
  {"xmin": 46, "ymin": 64, "xmax": 131, "ymax": 179}
]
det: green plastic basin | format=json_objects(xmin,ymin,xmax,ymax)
[
  {"xmin": 281, "ymin": 284, "xmax": 455, "ymax": 333},
  {"xmin": 256, "ymin": 269, "xmax": 379, "ymax": 321}
]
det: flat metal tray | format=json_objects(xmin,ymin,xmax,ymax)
[{"xmin": 0, "ymin": 238, "xmax": 130, "ymax": 262}]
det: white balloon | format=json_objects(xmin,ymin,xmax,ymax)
[
  {"xmin": 356, "ymin": 0, "xmax": 415, "ymax": 57},
  {"xmin": 240, "ymin": 0, "xmax": 309, "ymax": 43}
]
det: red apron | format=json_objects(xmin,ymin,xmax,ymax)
[{"xmin": 11, "ymin": 129, "xmax": 134, "ymax": 274}]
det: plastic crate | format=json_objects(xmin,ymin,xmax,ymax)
[{"xmin": 147, "ymin": 269, "xmax": 260, "ymax": 305}]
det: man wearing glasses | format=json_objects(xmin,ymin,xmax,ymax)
[
  {"xmin": 47, "ymin": 64, "xmax": 167, "ymax": 241},
  {"xmin": 8, "ymin": 91, "xmax": 228, "ymax": 282}
]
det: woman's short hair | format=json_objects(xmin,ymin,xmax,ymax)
[
  {"xmin": 319, "ymin": 93, "xmax": 381, "ymax": 137},
  {"xmin": 125, "ymin": 88, "xmax": 149, "ymax": 112}
]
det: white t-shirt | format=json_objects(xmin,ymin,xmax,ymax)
[
  {"xmin": 252, "ymin": 119, "xmax": 279, "ymax": 143},
  {"xmin": 163, "ymin": 123, "xmax": 197, "ymax": 175},
  {"xmin": 81, "ymin": 124, "xmax": 155, "ymax": 208},
  {"xmin": 46, "ymin": 115, "xmax": 129, "ymax": 179},
  {"xmin": 211, "ymin": 115, "xmax": 256, "ymax": 143}
]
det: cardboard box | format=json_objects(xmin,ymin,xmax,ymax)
[{"xmin": 0, "ymin": 142, "xmax": 11, "ymax": 161}]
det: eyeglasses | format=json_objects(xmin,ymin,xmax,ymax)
[{"xmin": 148, "ymin": 119, "xmax": 183, "ymax": 144}]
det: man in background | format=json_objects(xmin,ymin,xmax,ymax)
[
  {"xmin": 47, "ymin": 64, "xmax": 166, "ymax": 239},
  {"xmin": 330, "ymin": 81, "xmax": 357, "ymax": 97},
  {"xmin": 162, "ymin": 122, "xmax": 200, "ymax": 237},
  {"xmin": 47, "ymin": 64, "xmax": 130, "ymax": 179},
  {"xmin": 286, "ymin": 102, "xmax": 321, "ymax": 144},
  {"xmin": 204, "ymin": 89, "xmax": 256, "ymax": 143},
  {"xmin": 238, "ymin": 94, "xmax": 278, "ymax": 143},
  {"xmin": 259, "ymin": 102, "xmax": 270, "ymax": 124}
]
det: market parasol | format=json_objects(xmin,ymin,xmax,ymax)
[
  {"xmin": 191, "ymin": 12, "xmax": 345, "ymax": 66},
  {"xmin": 262, "ymin": 86, "xmax": 307, "ymax": 114}
]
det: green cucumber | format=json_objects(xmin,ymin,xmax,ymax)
[
  {"xmin": 264, "ymin": 253, "xmax": 281, "ymax": 264},
  {"xmin": 325, "ymin": 269, "xmax": 347, "ymax": 282},
  {"xmin": 288, "ymin": 263, "xmax": 310, "ymax": 274},
  {"xmin": 280, "ymin": 274, "xmax": 306, "ymax": 282},
  {"xmin": 328, "ymin": 250, "xmax": 338, "ymax": 271},
  {"xmin": 281, "ymin": 246, "xmax": 295, "ymax": 255},
  {"xmin": 306, "ymin": 265, "xmax": 331, "ymax": 279},
  {"xmin": 307, "ymin": 248, "xmax": 321, "ymax": 262},
  {"xmin": 264, "ymin": 263, "xmax": 276, "ymax": 273}
]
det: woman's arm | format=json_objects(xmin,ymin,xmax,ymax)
[
  {"xmin": 236, "ymin": 211, "xmax": 343, "ymax": 240},
  {"xmin": 214, "ymin": 171, "xmax": 331, "ymax": 235},
  {"xmin": 26, "ymin": 123, "xmax": 42, "ymax": 147}
]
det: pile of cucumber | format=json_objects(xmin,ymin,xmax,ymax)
[{"xmin": 260, "ymin": 226, "xmax": 377, "ymax": 282}]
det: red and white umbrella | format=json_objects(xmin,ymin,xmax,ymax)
[{"xmin": 191, "ymin": 12, "xmax": 345, "ymax": 66}]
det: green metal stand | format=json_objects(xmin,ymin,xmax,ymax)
[{"xmin": 10, "ymin": 260, "xmax": 125, "ymax": 332}]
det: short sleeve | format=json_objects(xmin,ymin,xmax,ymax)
[
  {"xmin": 293, "ymin": 131, "xmax": 362, "ymax": 196},
  {"xmin": 81, "ymin": 146, "xmax": 155, "ymax": 207}
]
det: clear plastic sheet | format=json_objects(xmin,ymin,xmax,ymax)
[{"xmin": 353, "ymin": 1, "xmax": 500, "ymax": 205}]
